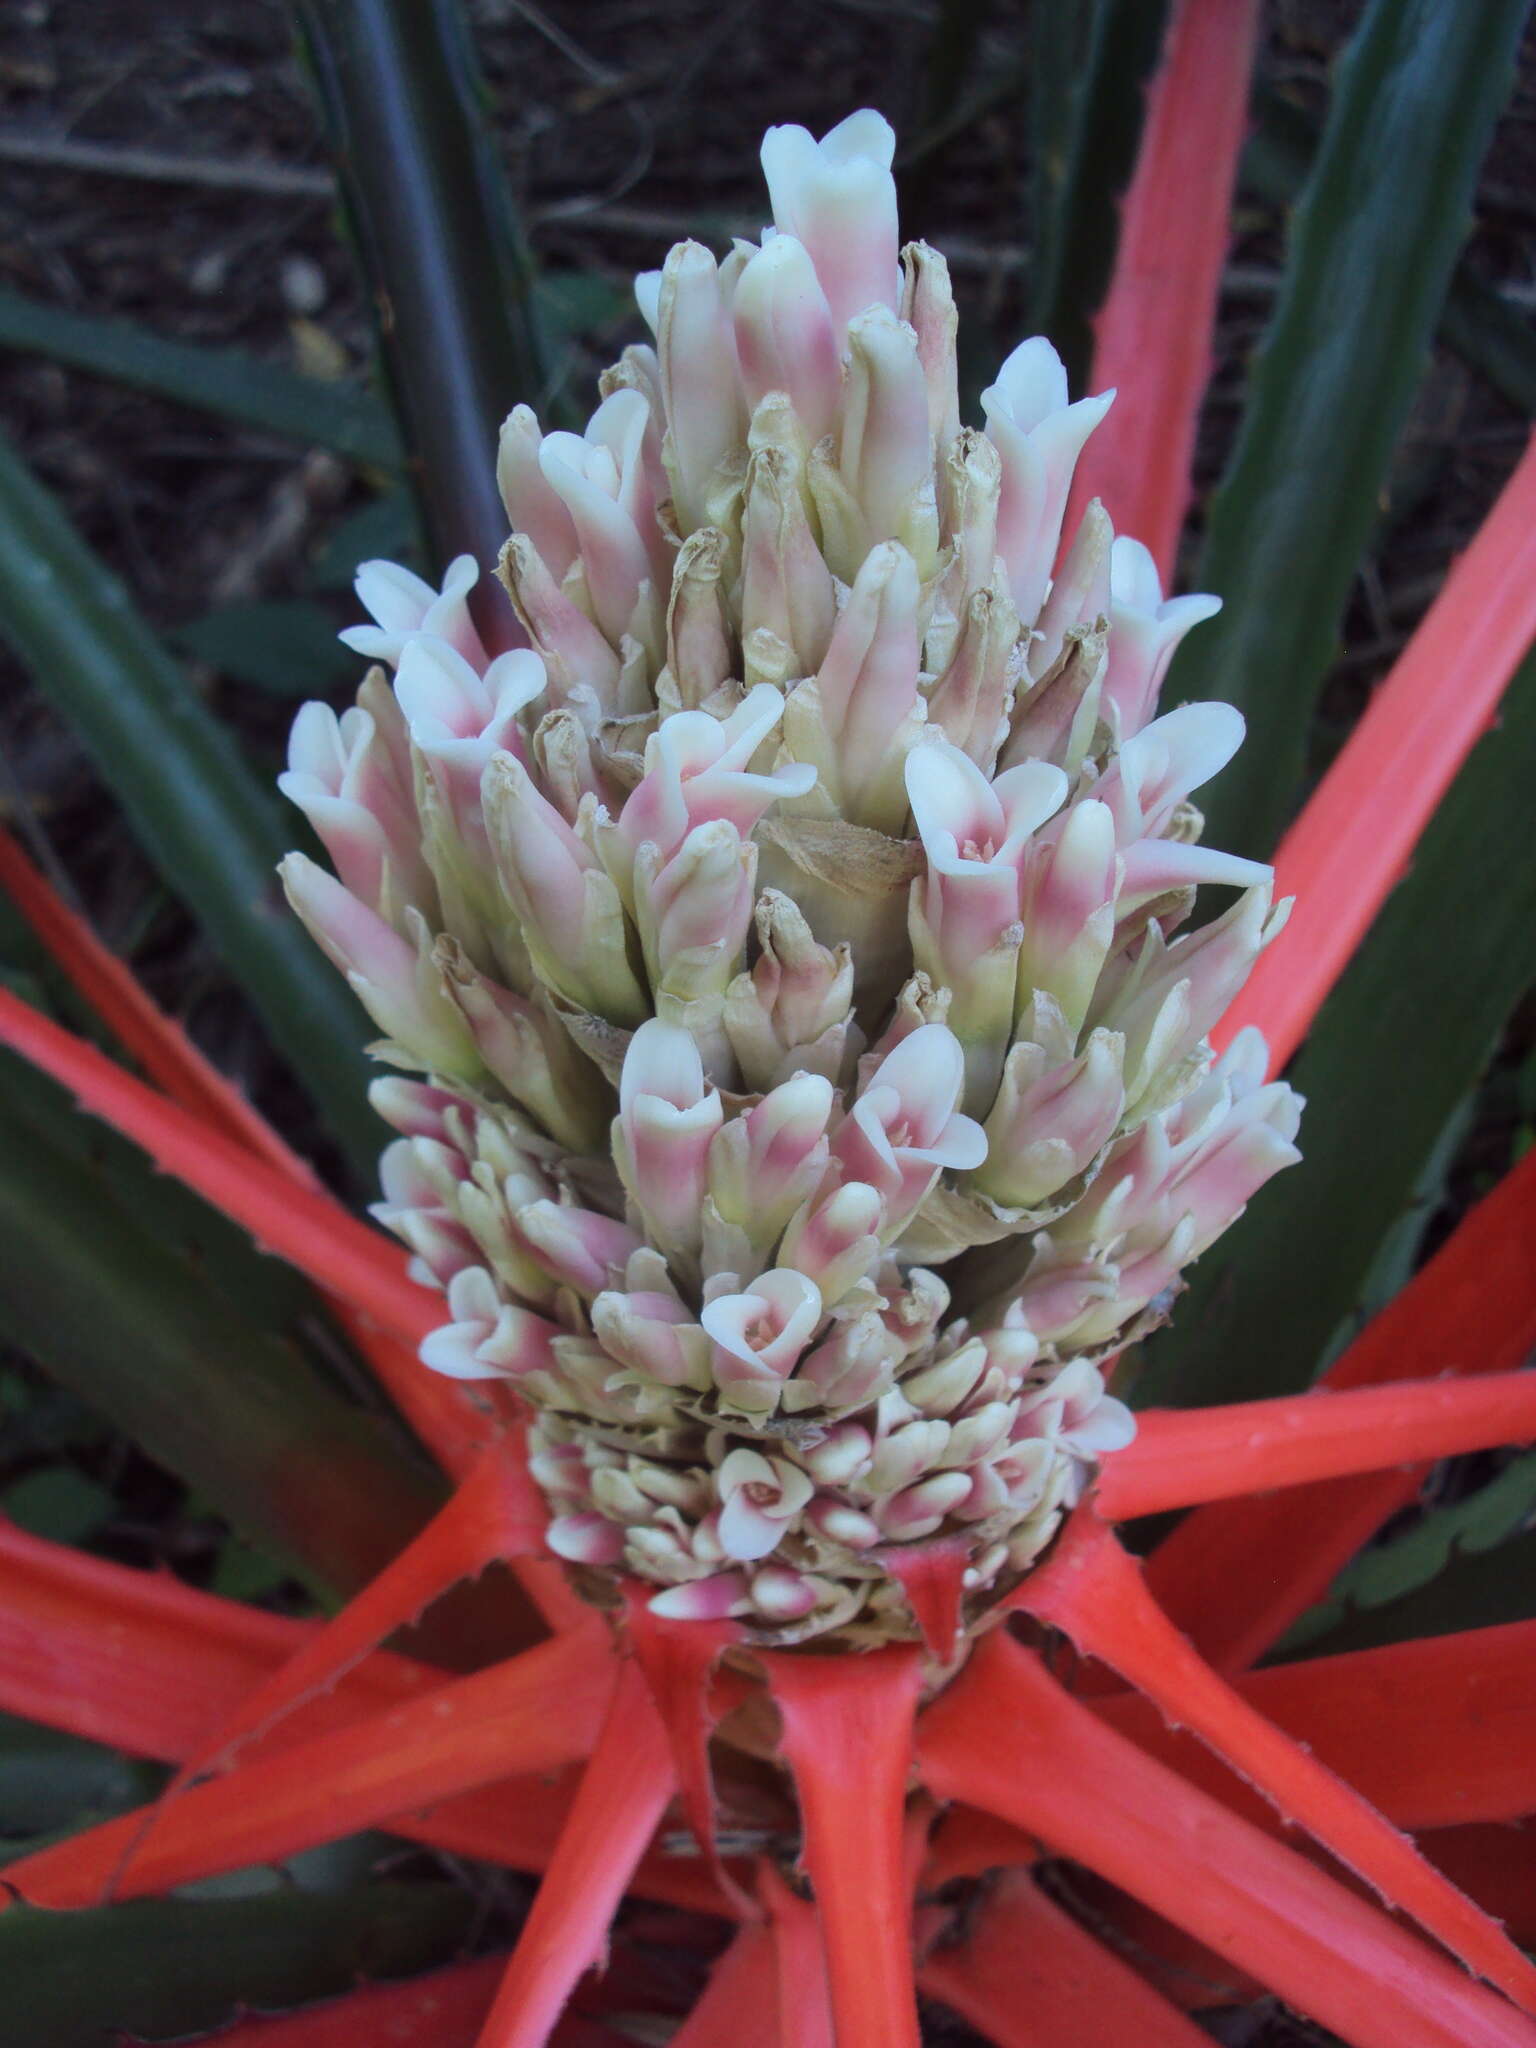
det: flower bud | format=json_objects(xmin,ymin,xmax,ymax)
[
  {"xmin": 724, "ymin": 890, "xmax": 857, "ymax": 1092},
  {"xmin": 483, "ymin": 754, "xmax": 648, "ymax": 1027},
  {"xmin": 732, "ymin": 234, "xmax": 842, "ymax": 446},
  {"xmin": 981, "ymin": 337, "xmax": 1113, "ymax": 625},
  {"xmin": 760, "ymin": 110, "xmax": 899, "ymax": 339},
  {"xmin": 974, "ymin": 1029, "xmax": 1127, "ymax": 1209},
  {"xmin": 656, "ymin": 241, "xmax": 747, "ymax": 535},
  {"xmin": 840, "ymin": 305, "xmax": 941, "ymax": 572},
  {"xmin": 615, "ymin": 1020, "xmax": 724, "ymax": 1255}
]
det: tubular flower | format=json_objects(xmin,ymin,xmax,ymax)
[{"xmin": 281, "ymin": 110, "xmax": 1300, "ymax": 1652}]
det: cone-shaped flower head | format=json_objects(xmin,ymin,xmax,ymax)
[{"xmin": 281, "ymin": 110, "xmax": 1300, "ymax": 1655}]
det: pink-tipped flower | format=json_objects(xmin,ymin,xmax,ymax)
[
  {"xmin": 840, "ymin": 305, "xmax": 941, "ymax": 571},
  {"xmin": 759, "ymin": 109, "xmax": 899, "ymax": 339},
  {"xmin": 832, "ymin": 1023, "xmax": 988, "ymax": 1238},
  {"xmin": 724, "ymin": 891, "xmax": 856, "ymax": 1093},
  {"xmin": 615, "ymin": 1020, "xmax": 724, "ymax": 1255},
  {"xmin": 982, "ymin": 338, "xmax": 1114, "ymax": 625},
  {"xmin": 1104, "ymin": 535, "xmax": 1223, "ymax": 735},
  {"xmin": 975, "ymin": 1027, "xmax": 1128, "ymax": 1210},
  {"xmin": 483, "ymin": 753, "xmax": 648, "ymax": 1026},
  {"xmin": 610, "ymin": 683, "xmax": 815, "ymax": 895},
  {"xmin": 709, "ymin": 1070, "xmax": 836, "ymax": 1245},
  {"xmin": 777, "ymin": 1180, "xmax": 887, "ymax": 1306},
  {"xmin": 279, "ymin": 853, "xmax": 478, "ymax": 1076},
  {"xmin": 537, "ymin": 390, "xmax": 664, "ymax": 651},
  {"xmin": 1015, "ymin": 799, "xmax": 1121, "ymax": 1036},
  {"xmin": 699, "ymin": 1266, "xmax": 824, "ymax": 1415},
  {"xmin": 279, "ymin": 698, "xmax": 428, "ymax": 921},
  {"xmin": 715, "ymin": 1447, "xmax": 815, "ymax": 1560},
  {"xmin": 340, "ymin": 555, "xmax": 486, "ymax": 671},
  {"xmin": 393, "ymin": 636, "xmax": 544, "ymax": 849},
  {"xmin": 418, "ymin": 1265, "xmax": 556, "ymax": 1381},
  {"xmin": 789, "ymin": 539, "xmax": 924, "ymax": 834},
  {"xmin": 907, "ymin": 739, "xmax": 1067, "ymax": 1096}
]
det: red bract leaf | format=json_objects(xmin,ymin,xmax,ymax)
[
  {"xmin": 0, "ymin": 987, "xmax": 430, "ymax": 1334},
  {"xmin": 668, "ymin": 1923, "xmax": 783, "ymax": 2048},
  {"xmin": 3, "ymin": 1624, "xmax": 612, "ymax": 1907},
  {"xmin": 916, "ymin": 1866, "xmax": 1211, "ymax": 2048},
  {"xmin": 625, "ymin": 1588, "xmax": 756, "ymax": 1920},
  {"xmin": 176, "ymin": 1440, "xmax": 546, "ymax": 1777},
  {"xmin": 881, "ymin": 1535, "xmax": 969, "ymax": 1663},
  {"xmin": 1146, "ymin": 1145, "xmax": 1536, "ymax": 1667},
  {"xmin": 1063, "ymin": 0, "xmax": 1261, "ymax": 578},
  {"xmin": 760, "ymin": 1644, "xmax": 923, "ymax": 2048},
  {"xmin": 194, "ymin": 1954, "xmax": 507, "ymax": 2046},
  {"xmin": 1423, "ymin": 1826, "xmax": 1536, "ymax": 1948},
  {"xmin": 1220, "ymin": 431, "xmax": 1536, "ymax": 1073},
  {"xmin": 0, "ymin": 1523, "xmax": 727, "ymax": 1913},
  {"xmin": 472, "ymin": 1657, "xmax": 675, "ymax": 2048},
  {"xmin": 0, "ymin": 828, "xmax": 299, "ymax": 1168},
  {"xmin": 1097, "ymin": 1369, "xmax": 1536, "ymax": 1520},
  {"xmin": 1117, "ymin": 1620, "xmax": 1536, "ymax": 1835},
  {"xmin": 757, "ymin": 1859, "xmax": 835, "ymax": 2048},
  {"xmin": 0, "ymin": 859, "xmax": 492, "ymax": 1477},
  {"xmin": 1015, "ymin": 1511, "xmax": 1536, "ymax": 2008},
  {"xmin": 917, "ymin": 1631, "xmax": 1536, "ymax": 2048}
]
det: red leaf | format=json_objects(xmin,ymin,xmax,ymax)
[
  {"xmin": 1101, "ymin": 1619, "xmax": 1536, "ymax": 1835},
  {"xmin": 1096, "ymin": 1369, "xmax": 1536, "ymax": 1520},
  {"xmin": 761, "ymin": 1645, "xmax": 923, "ymax": 2048},
  {"xmin": 1015, "ymin": 1510, "xmax": 1536, "ymax": 2008},
  {"xmin": 0, "ymin": 985, "xmax": 561, "ymax": 1393},
  {"xmin": 0, "ymin": 828, "xmax": 301, "ymax": 1168},
  {"xmin": 917, "ymin": 1631, "xmax": 1536, "ymax": 2048},
  {"xmin": 881, "ymin": 1535, "xmax": 969, "ymax": 1663},
  {"xmin": 0, "ymin": 848, "xmax": 492, "ymax": 1477},
  {"xmin": 3, "ymin": 1624, "xmax": 612, "ymax": 1907},
  {"xmin": 472, "ymin": 1657, "xmax": 676, "ymax": 2048},
  {"xmin": 1219, "ymin": 431, "xmax": 1536, "ymax": 1073},
  {"xmin": 668, "ymin": 1924, "xmax": 783, "ymax": 2048},
  {"xmin": 1063, "ymin": 0, "xmax": 1262, "ymax": 578},
  {"xmin": 757, "ymin": 1859, "xmax": 836, "ymax": 2048},
  {"xmin": 175, "ymin": 1440, "xmax": 546, "ymax": 1777},
  {"xmin": 188, "ymin": 1955, "xmax": 507, "ymax": 2047},
  {"xmin": 625, "ymin": 1587, "xmax": 756, "ymax": 1919},
  {"xmin": 1423, "ymin": 1826, "xmax": 1536, "ymax": 1949},
  {"xmin": 1146, "ymin": 1145, "xmax": 1536, "ymax": 1666},
  {"xmin": 917, "ymin": 1866, "xmax": 1211, "ymax": 2047}
]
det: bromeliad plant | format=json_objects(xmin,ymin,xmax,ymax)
[{"xmin": 2, "ymin": 4, "xmax": 1536, "ymax": 2046}]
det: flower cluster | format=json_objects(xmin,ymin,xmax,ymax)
[{"xmin": 282, "ymin": 111, "xmax": 1302, "ymax": 1649}]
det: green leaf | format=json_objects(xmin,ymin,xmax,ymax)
[
  {"xmin": 1241, "ymin": 82, "xmax": 1536, "ymax": 420},
  {"xmin": 0, "ymin": 1885, "xmax": 474, "ymax": 2046},
  {"xmin": 0, "ymin": 428, "xmax": 379, "ymax": 1170},
  {"xmin": 0, "ymin": 285, "xmax": 403, "ymax": 471},
  {"xmin": 1176, "ymin": 0, "xmax": 1528, "ymax": 860},
  {"xmin": 293, "ymin": 0, "xmax": 561, "ymax": 585},
  {"xmin": 1138, "ymin": 650, "xmax": 1536, "ymax": 1408},
  {"xmin": 0, "ymin": 1049, "xmax": 445, "ymax": 1602},
  {"xmin": 171, "ymin": 599, "xmax": 356, "ymax": 697},
  {"xmin": 1026, "ymin": 0, "xmax": 1170, "ymax": 394},
  {"xmin": 1281, "ymin": 1450, "xmax": 1536, "ymax": 1655},
  {"xmin": 2, "ymin": 1467, "xmax": 115, "ymax": 1546},
  {"xmin": 0, "ymin": 1715, "xmax": 155, "ymax": 1841}
]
